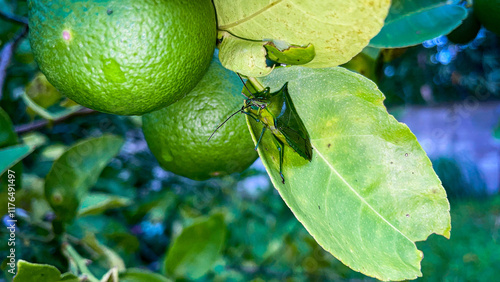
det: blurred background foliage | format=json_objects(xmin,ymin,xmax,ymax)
[{"xmin": 1, "ymin": 0, "xmax": 500, "ymax": 281}]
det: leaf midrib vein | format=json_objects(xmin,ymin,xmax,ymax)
[
  {"xmin": 313, "ymin": 145, "xmax": 413, "ymax": 243},
  {"xmin": 219, "ymin": 0, "xmax": 284, "ymax": 30}
]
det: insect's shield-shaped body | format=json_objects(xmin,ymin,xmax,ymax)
[
  {"xmin": 244, "ymin": 83, "xmax": 312, "ymax": 183},
  {"xmin": 208, "ymin": 80, "xmax": 312, "ymax": 184}
]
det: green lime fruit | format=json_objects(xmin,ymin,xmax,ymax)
[
  {"xmin": 447, "ymin": 11, "xmax": 481, "ymax": 44},
  {"xmin": 28, "ymin": 0, "xmax": 216, "ymax": 115},
  {"xmin": 142, "ymin": 55, "xmax": 258, "ymax": 181},
  {"xmin": 474, "ymin": 0, "xmax": 500, "ymax": 36}
]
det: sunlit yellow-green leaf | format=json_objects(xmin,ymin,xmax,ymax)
[
  {"xmin": 218, "ymin": 32, "xmax": 273, "ymax": 77},
  {"xmin": 215, "ymin": 0, "xmax": 390, "ymax": 68}
]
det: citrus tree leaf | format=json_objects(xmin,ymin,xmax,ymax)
[
  {"xmin": 215, "ymin": 0, "xmax": 390, "ymax": 68},
  {"xmin": 0, "ymin": 145, "xmax": 33, "ymax": 175},
  {"xmin": 0, "ymin": 107, "xmax": 17, "ymax": 147},
  {"xmin": 58, "ymin": 273, "xmax": 80, "ymax": 282},
  {"xmin": 82, "ymin": 233, "xmax": 126, "ymax": 271},
  {"xmin": 265, "ymin": 42, "xmax": 315, "ymax": 65},
  {"xmin": 119, "ymin": 269, "xmax": 170, "ymax": 282},
  {"xmin": 78, "ymin": 193, "xmax": 132, "ymax": 216},
  {"xmin": 13, "ymin": 260, "xmax": 61, "ymax": 282},
  {"xmin": 370, "ymin": 0, "xmax": 467, "ymax": 48},
  {"xmin": 218, "ymin": 32, "xmax": 273, "ymax": 77},
  {"xmin": 44, "ymin": 135, "xmax": 124, "ymax": 223},
  {"xmin": 164, "ymin": 213, "xmax": 226, "ymax": 279},
  {"xmin": 248, "ymin": 66, "xmax": 451, "ymax": 280},
  {"xmin": 0, "ymin": 108, "xmax": 25, "ymax": 215},
  {"xmin": 21, "ymin": 90, "xmax": 82, "ymax": 121}
]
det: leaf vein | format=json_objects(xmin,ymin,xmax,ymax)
[
  {"xmin": 219, "ymin": 0, "xmax": 285, "ymax": 30},
  {"xmin": 313, "ymin": 145, "xmax": 413, "ymax": 243}
]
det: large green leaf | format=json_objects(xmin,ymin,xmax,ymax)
[
  {"xmin": 0, "ymin": 145, "xmax": 33, "ymax": 175},
  {"xmin": 164, "ymin": 213, "xmax": 226, "ymax": 279},
  {"xmin": 13, "ymin": 260, "xmax": 62, "ymax": 282},
  {"xmin": 370, "ymin": 0, "xmax": 467, "ymax": 48},
  {"xmin": 44, "ymin": 135, "xmax": 124, "ymax": 223},
  {"xmin": 215, "ymin": 0, "xmax": 390, "ymax": 68},
  {"xmin": 248, "ymin": 66, "xmax": 450, "ymax": 280}
]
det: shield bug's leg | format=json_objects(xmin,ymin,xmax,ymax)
[
  {"xmin": 271, "ymin": 135, "xmax": 285, "ymax": 184},
  {"xmin": 255, "ymin": 126, "xmax": 266, "ymax": 151},
  {"xmin": 242, "ymin": 110, "xmax": 260, "ymax": 123}
]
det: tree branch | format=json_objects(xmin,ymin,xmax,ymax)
[
  {"xmin": 0, "ymin": 25, "xmax": 29, "ymax": 100},
  {"xmin": 15, "ymin": 107, "xmax": 97, "ymax": 134}
]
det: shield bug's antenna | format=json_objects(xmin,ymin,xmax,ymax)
[
  {"xmin": 207, "ymin": 104, "xmax": 253, "ymax": 142},
  {"xmin": 237, "ymin": 73, "xmax": 253, "ymax": 99}
]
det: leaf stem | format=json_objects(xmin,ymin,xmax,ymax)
[
  {"xmin": 62, "ymin": 243, "xmax": 100, "ymax": 282},
  {"xmin": 14, "ymin": 107, "xmax": 97, "ymax": 134},
  {"xmin": 248, "ymin": 77, "xmax": 265, "ymax": 92}
]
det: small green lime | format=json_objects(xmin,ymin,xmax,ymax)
[
  {"xmin": 28, "ymin": 0, "xmax": 216, "ymax": 115},
  {"xmin": 142, "ymin": 55, "xmax": 258, "ymax": 181},
  {"xmin": 474, "ymin": 0, "xmax": 500, "ymax": 36}
]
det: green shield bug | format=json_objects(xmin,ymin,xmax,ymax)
[{"xmin": 209, "ymin": 77, "xmax": 312, "ymax": 184}]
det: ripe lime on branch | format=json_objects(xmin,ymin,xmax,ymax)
[
  {"xmin": 142, "ymin": 55, "xmax": 258, "ymax": 181},
  {"xmin": 28, "ymin": 0, "xmax": 216, "ymax": 115}
]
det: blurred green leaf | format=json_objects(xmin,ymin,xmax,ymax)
[
  {"xmin": 0, "ymin": 107, "xmax": 24, "ymax": 193},
  {"xmin": 39, "ymin": 143, "xmax": 67, "ymax": 161},
  {"xmin": 341, "ymin": 52, "xmax": 378, "ymax": 82},
  {"xmin": 252, "ymin": 66, "xmax": 451, "ymax": 280},
  {"xmin": 21, "ymin": 90, "xmax": 82, "ymax": 121},
  {"xmin": 370, "ymin": 0, "xmax": 467, "ymax": 47},
  {"xmin": 100, "ymin": 267, "xmax": 118, "ymax": 282},
  {"xmin": 0, "ymin": 107, "xmax": 17, "ymax": 147},
  {"xmin": 119, "ymin": 268, "xmax": 170, "ymax": 282},
  {"xmin": 44, "ymin": 135, "xmax": 124, "ymax": 223},
  {"xmin": 0, "ymin": 144, "xmax": 33, "ymax": 175},
  {"xmin": 13, "ymin": 260, "xmax": 61, "ymax": 282},
  {"xmin": 165, "ymin": 213, "xmax": 226, "ymax": 279},
  {"xmin": 215, "ymin": 0, "xmax": 390, "ymax": 68},
  {"xmin": 493, "ymin": 120, "xmax": 500, "ymax": 140},
  {"xmin": 78, "ymin": 193, "xmax": 132, "ymax": 216},
  {"xmin": 21, "ymin": 132, "xmax": 48, "ymax": 149},
  {"xmin": 58, "ymin": 273, "xmax": 79, "ymax": 282},
  {"xmin": 25, "ymin": 72, "xmax": 62, "ymax": 109},
  {"xmin": 82, "ymin": 233, "xmax": 125, "ymax": 271},
  {"xmin": 67, "ymin": 215, "xmax": 129, "ymax": 239}
]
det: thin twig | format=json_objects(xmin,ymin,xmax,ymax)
[
  {"xmin": 0, "ymin": 25, "xmax": 29, "ymax": 99},
  {"xmin": 15, "ymin": 107, "xmax": 97, "ymax": 134},
  {"xmin": 0, "ymin": 10, "xmax": 29, "ymax": 25}
]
